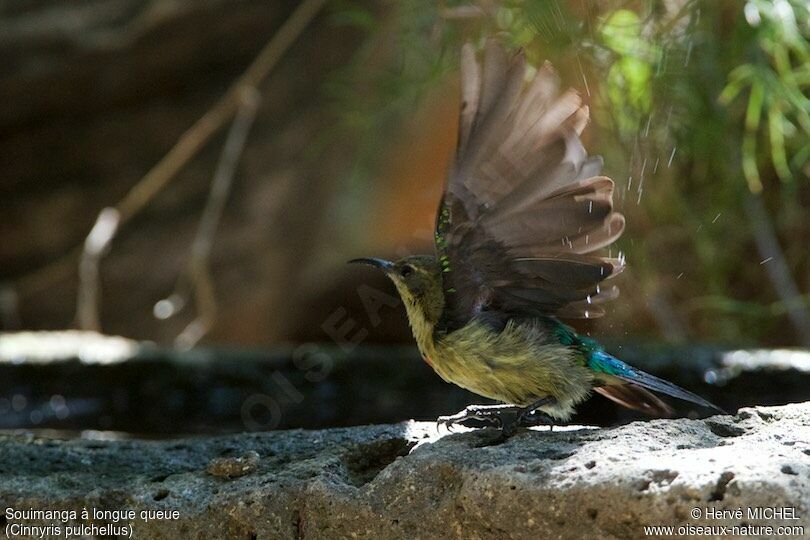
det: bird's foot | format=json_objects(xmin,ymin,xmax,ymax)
[
  {"xmin": 437, "ymin": 398, "xmax": 558, "ymax": 446},
  {"xmin": 497, "ymin": 397, "xmax": 558, "ymax": 441},
  {"xmin": 436, "ymin": 404, "xmax": 522, "ymax": 432},
  {"xmin": 515, "ymin": 409, "xmax": 556, "ymax": 431},
  {"xmin": 437, "ymin": 398, "xmax": 557, "ymax": 436},
  {"xmin": 493, "ymin": 411, "xmax": 555, "ymax": 442},
  {"xmin": 515, "ymin": 397, "xmax": 556, "ymax": 426}
]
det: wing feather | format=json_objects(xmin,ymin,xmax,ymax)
[
  {"xmin": 458, "ymin": 43, "xmax": 480, "ymax": 154},
  {"xmin": 435, "ymin": 41, "xmax": 624, "ymax": 331}
]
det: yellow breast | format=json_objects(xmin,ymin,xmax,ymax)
[{"xmin": 413, "ymin": 319, "xmax": 594, "ymax": 420}]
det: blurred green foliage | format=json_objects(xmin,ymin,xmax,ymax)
[
  {"xmin": 327, "ymin": 0, "xmax": 809, "ymax": 346},
  {"xmin": 719, "ymin": 0, "xmax": 809, "ymax": 192}
]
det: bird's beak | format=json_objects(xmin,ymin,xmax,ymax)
[{"xmin": 348, "ymin": 257, "xmax": 394, "ymax": 273}]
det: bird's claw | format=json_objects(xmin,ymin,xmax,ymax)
[{"xmin": 436, "ymin": 417, "xmax": 455, "ymax": 433}]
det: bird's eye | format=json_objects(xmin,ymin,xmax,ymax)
[{"xmin": 400, "ymin": 265, "xmax": 414, "ymax": 278}]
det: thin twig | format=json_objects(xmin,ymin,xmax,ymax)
[
  {"xmin": 13, "ymin": 0, "xmax": 328, "ymax": 298},
  {"xmin": 174, "ymin": 88, "xmax": 261, "ymax": 349},
  {"xmin": 0, "ymin": 283, "xmax": 21, "ymax": 330},
  {"xmin": 76, "ymin": 207, "xmax": 120, "ymax": 330},
  {"xmin": 745, "ymin": 193, "xmax": 810, "ymax": 347}
]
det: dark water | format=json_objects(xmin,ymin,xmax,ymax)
[{"xmin": 1, "ymin": 334, "xmax": 808, "ymax": 438}]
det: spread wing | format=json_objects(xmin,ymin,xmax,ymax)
[{"xmin": 435, "ymin": 41, "xmax": 625, "ymax": 332}]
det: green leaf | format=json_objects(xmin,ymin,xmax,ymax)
[{"xmin": 768, "ymin": 106, "xmax": 792, "ymax": 181}]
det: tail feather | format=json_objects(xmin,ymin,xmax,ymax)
[
  {"xmin": 594, "ymin": 384, "xmax": 674, "ymax": 417},
  {"xmin": 614, "ymin": 367, "xmax": 724, "ymax": 413},
  {"xmin": 589, "ymin": 351, "xmax": 724, "ymax": 414}
]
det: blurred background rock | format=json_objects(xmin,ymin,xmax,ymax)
[{"xmin": 0, "ymin": 0, "xmax": 808, "ymax": 432}]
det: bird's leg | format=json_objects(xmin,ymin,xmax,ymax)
[
  {"xmin": 493, "ymin": 397, "xmax": 558, "ymax": 440},
  {"xmin": 515, "ymin": 396, "xmax": 557, "ymax": 428},
  {"xmin": 437, "ymin": 404, "xmax": 523, "ymax": 431},
  {"xmin": 519, "ymin": 410, "xmax": 556, "ymax": 431}
]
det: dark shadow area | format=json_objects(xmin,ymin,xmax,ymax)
[{"xmin": 1, "ymin": 335, "xmax": 807, "ymax": 436}]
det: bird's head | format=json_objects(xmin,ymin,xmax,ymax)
[{"xmin": 349, "ymin": 255, "xmax": 444, "ymax": 326}]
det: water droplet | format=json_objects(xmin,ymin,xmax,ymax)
[
  {"xmin": 576, "ymin": 55, "xmax": 590, "ymax": 97},
  {"xmin": 153, "ymin": 300, "xmax": 175, "ymax": 320},
  {"xmin": 11, "ymin": 394, "xmax": 26, "ymax": 411},
  {"xmin": 656, "ymin": 47, "xmax": 668, "ymax": 77},
  {"xmin": 50, "ymin": 395, "xmax": 66, "ymax": 409},
  {"xmin": 153, "ymin": 294, "xmax": 185, "ymax": 320},
  {"xmin": 683, "ymin": 41, "xmax": 693, "ymax": 67},
  {"xmin": 664, "ymin": 105, "xmax": 674, "ymax": 131},
  {"xmin": 667, "ymin": 146, "xmax": 677, "ymax": 167}
]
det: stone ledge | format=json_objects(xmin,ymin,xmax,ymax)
[{"xmin": 1, "ymin": 403, "xmax": 808, "ymax": 539}]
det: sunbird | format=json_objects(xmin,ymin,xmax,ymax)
[{"xmin": 351, "ymin": 41, "xmax": 721, "ymax": 438}]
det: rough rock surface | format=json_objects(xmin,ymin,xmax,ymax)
[{"xmin": 1, "ymin": 403, "xmax": 808, "ymax": 539}]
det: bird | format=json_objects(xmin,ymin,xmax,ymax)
[{"xmin": 350, "ymin": 40, "xmax": 721, "ymax": 439}]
